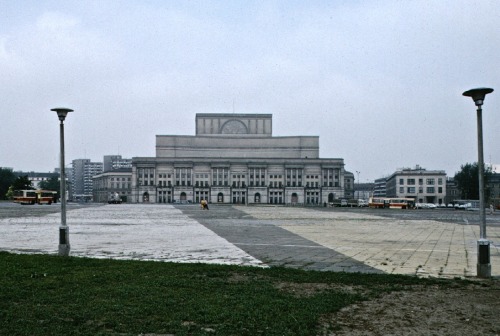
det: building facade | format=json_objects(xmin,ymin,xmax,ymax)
[
  {"xmin": 344, "ymin": 171, "xmax": 354, "ymax": 199},
  {"xmin": 445, "ymin": 178, "xmax": 460, "ymax": 205},
  {"xmin": 93, "ymin": 168, "xmax": 132, "ymax": 203},
  {"xmin": 103, "ymin": 155, "xmax": 132, "ymax": 172},
  {"xmin": 71, "ymin": 159, "xmax": 103, "ymax": 201},
  {"xmin": 131, "ymin": 113, "xmax": 347, "ymax": 205},
  {"xmin": 386, "ymin": 166, "xmax": 447, "ymax": 204},
  {"xmin": 354, "ymin": 182, "xmax": 374, "ymax": 200},
  {"xmin": 373, "ymin": 177, "xmax": 387, "ymax": 197}
]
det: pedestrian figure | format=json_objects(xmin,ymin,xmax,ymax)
[
  {"xmin": 490, "ymin": 203, "xmax": 494, "ymax": 215},
  {"xmin": 201, "ymin": 199, "xmax": 209, "ymax": 210}
]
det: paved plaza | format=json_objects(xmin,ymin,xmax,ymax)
[{"xmin": 0, "ymin": 203, "xmax": 499, "ymax": 279}]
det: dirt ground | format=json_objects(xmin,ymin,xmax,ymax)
[{"xmin": 320, "ymin": 279, "xmax": 500, "ymax": 336}]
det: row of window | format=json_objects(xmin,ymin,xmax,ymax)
[
  {"xmin": 110, "ymin": 177, "xmax": 131, "ymax": 181},
  {"xmin": 145, "ymin": 180, "xmax": 342, "ymax": 188},
  {"xmin": 400, "ymin": 187, "xmax": 443, "ymax": 194},
  {"xmin": 141, "ymin": 169, "xmax": 341, "ymax": 183},
  {"xmin": 399, "ymin": 178, "xmax": 443, "ymax": 186},
  {"xmin": 142, "ymin": 176, "xmax": 341, "ymax": 185}
]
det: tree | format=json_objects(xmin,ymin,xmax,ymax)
[
  {"xmin": 0, "ymin": 168, "xmax": 16, "ymax": 200},
  {"xmin": 11, "ymin": 175, "xmax": 34, "ymax": 191},
  {"xmin": 454, "ymin": 162, "xmax": 492, "ymax": 201},
  {"xmin": 39, "ymin": 176, "xmax": 60, "ymax": 192}
]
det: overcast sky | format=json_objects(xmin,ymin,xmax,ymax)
[{"xmin": 1, "ymin": 1, "xmax": 499, "ymax": 182}]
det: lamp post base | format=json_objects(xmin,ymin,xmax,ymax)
[
  {"xmin": 477, "ymin": 263, "xmax": 491, "ymax": 278},
  {"xmin": 58, "ymin": 244, "xmax": 71, "ymax": 257},
  {"xmin": 477, "ymin": 239, "xmax": 491, "ymax": 278},
  {"xmin": 59, "ymin": 226, "xmax": 70, "ymax": 257}
]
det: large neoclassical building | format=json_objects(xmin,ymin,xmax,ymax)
[{"xmin": 131, "ymin": 113, "xmax": 349, "ymax": 205}]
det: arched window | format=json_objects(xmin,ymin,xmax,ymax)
[
  {"xmin": 254, "ymin": 193, "xmax": 261, "ymax": 203},
  {"xmin": 180, "ymin": 192, "xmax": 187, "ymax": 201},
  {"xmin": 220, "ymin": 120, "xmax": 248, "ymax": 134},
  {"xmin": 217, "ymin": 192, "xmax": 224, "ymax": 203},
  {"xmin": 291, "ymin": 193, "xmax": 298, "ymax": 204},
  {"xmin": 328, "ymin": 193, "xmax": 335, "ymax": 203},
  {"xmin": 143, "ymin": 192, "xmax": 149, "ymax": 203}
]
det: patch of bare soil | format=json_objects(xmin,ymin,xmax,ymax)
[{"xmin": 320, "ymin": 280, "xmax": 500, "ymax": 336}]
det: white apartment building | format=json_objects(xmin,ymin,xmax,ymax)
[
  {"xmin": 132, "ymin": 113, "xmax": 347, "ymax": 205},
  {"xmin": 386, "ymin": 166, "xmax": 447, "ymax": 205},
  {"xmin": 103, "ymin": 155, "xmax": 132, "ymax": 172},
  {"xmin": 71, "ymin": 159, "xmax": 103, "ymax": 201}
]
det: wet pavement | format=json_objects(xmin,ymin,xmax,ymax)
[{"xmin": 0, "ymin": 202, "xmax": 499, "ymax": 278}]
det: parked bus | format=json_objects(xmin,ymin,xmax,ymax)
[
  {"xmin": 13, "ymin": 190, "xmax": 37, "ymax": 204},
  {"xmin": 13, "ymin": 190, "xmax": 57, "ymax": 205},
  {"xmin": 368, "ymin": 197, "xmax": 415, "ymax": 209},
  {"xmin": 37, "ymin": 190, "xmax": 58, "ymax": 204},
  {"xmin": 368, "ymin": 197, "xmax": 389, "ymax": 209},
  {"xmin": 387, "ymin": 198, "xmax": 415, "ymax": 209}
]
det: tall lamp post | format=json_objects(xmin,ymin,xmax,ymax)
[
  {"xmin": 52, "ymin": 107, "xmax": 73, "ymax": 257},
  {"xmin": 462, "ymin": 87, "xmax": 494, "ymax": 278}
]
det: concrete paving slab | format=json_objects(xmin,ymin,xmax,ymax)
[
  {"xmin": 236, "ymin": 206, "xmax": 500, "ymax": 278},
  {"xmin": 1, "ymin": 203, "xmax": 499, "ymax": 279},
  {"xmin": 0, "ymin": 204, "xmax": 262, "ymax": 266}
]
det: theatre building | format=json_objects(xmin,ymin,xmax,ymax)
[{"xmin": 131, "ymin": 113, "xmax": 347, "ymax": 205}]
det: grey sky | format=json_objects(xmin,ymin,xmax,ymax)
[{"xmin": 1, "ymin": 0, "xmax": 499, "ymax": 182}]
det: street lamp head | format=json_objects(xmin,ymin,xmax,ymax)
[
  {"xmin": 51, "ymin": 107, "xmax": 74, "ymax": 121},
  {"xmin": 463, "ymin": 88, "xmax": 494, "ymax": 107}
]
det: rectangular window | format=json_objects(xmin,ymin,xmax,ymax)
[
  {"xmin": 438, "ymin": 187, "xmax": 443, "ymax": 193},
  {"xmin": 400, "ymin": 187, "xmax": 404, "ymax": 193},
  {"xmin": 407, "ymin": 187, "xmax": 416, "ymax": 193},
  {"xmin": 427, "ymin": 187, "xmax": 435, "ymax": 193},
  {"xmin": 399, "ymin": 178, "xmax": 404, "ymax": 185},
  {"xmin": 407, "ymin": 179, "xmax": 415, "ymax": 185},
  {"xmin": 427, "ymin": 178, "xmax": 435, "ymax": 185}
]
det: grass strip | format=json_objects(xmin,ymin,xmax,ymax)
[{"xmin": 0, "ymin": 252, "xmax": 467, "ymax": 335}]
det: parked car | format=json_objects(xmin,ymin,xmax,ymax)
[{"xmin": 358, "ymin": 199, "xmax": 368, "ymax": 207}]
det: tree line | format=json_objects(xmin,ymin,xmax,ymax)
[
  {"xmin": 0, "ymin": 168, "xmax": 60, "ymax": 200},
  {"xmin": 453, "ymin": 162, "xmax": 493, "ymax": 201}
]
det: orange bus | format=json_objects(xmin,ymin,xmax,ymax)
[
  {"xmin": 37, "ymin": 190, "xmax": 57, "ymax": 204},
  {"xmin": 368, "ymin": 197, "xmax": 389, "ymax": 209},
  {"xmin": 368, "ymin": 197, "xmax": 415, "ymax": 209},
  {"xmin": 13, "ymin": 190, "xmax": 37, "ymax": 204},
  {"xmin": 388, "ymin": 198, "xmax": 415, "ymax": 209},
  {"xmin": 13, "ymin": 190, "xmax": 57, "ymax": 205}
]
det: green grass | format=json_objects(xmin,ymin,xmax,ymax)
[{"xmin": 0, "ymin": 252, "xmax": 466, "ymax": 335}]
